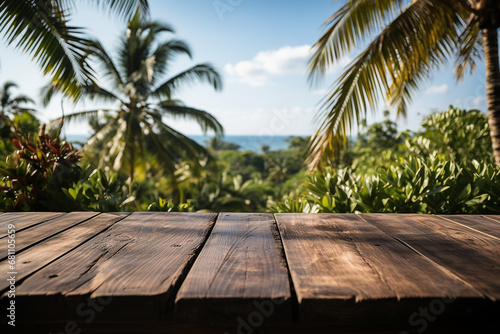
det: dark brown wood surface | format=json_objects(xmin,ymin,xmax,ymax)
[
  {"xmin": 274, "ymin": 213, "xmax": 489, "ymax": 326},
  {"xmin": 175, "ymin": 213, "xmax": 291, "ymax": 325},
  {"xmin": 0, "ymin": 212, "xmax": 65, "ymax": 237},
  {"xmin": 0, "ymin": 213, "xmax": 127, "ymax": 293},
  {"xmin": 0, "ymin": 212, "xmax": 499, "ymax": 334},
  {"xmin": 438, "ymin": 215, "xmax": 500, "ymax": 239},
  {"xmin": 360, "ymin": 214, "xmax": 500, "ymax": 300},
  {"xmin": 10, "ymin": 212, "xmax": 217, "ymax": 323},
  {"xmin": 1, "ymin": 212, "xmax": 98, "ymax": 257}
]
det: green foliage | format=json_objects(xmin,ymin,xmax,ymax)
[
  {"xmin": 269, "ymin": 197, "xmax": 319, "ymax": 213},
  {"xmin": 276, "ymin": 156, "xmax": 500, "ymax": 214},
  {"xmin": 274, "ymin": 107, "xmax": 499, "ymax": 214},
  {"xmin": 147, "ymin": 198, "xmax": 194, "ymax": 212},
  {"xmin": 405, "ymin": 107, "xmax": 493, "ymax": 164},
  {"xmin": 60, "ymin": 168, "xmax": 135, "ymax": 212},
  {"xmin": 306, "ymin": 0, "xmax": 493, "ymax": 167},
  {"xmin": 2, "ymin": 105, "xmax": 497, "ymax": 214},
  {"xmin": 206, "ymin": 137, "xmax": 241, "ymax": 152},
  {"xmin": 0, "ymin": 1, "xmax": 149, "ymax": 100},
  {"xmin": 45, "ymin": 11, "xmax": 223, "ymax": 183},
  {"xmin": 0, "ymin": 132, "xmax": 81, "ymax": 211}
]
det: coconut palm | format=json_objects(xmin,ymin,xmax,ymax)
[
  {"xmin": 0, "ymin": 81, "xmax": 36, "ymax": 156},
  {"xmin": 0, "ymin": 81, "xmax": 35, "ymax": 117},
  {"xmin": 308, "ymin": 0, "xmax": 500, "ymax": 167},
  {"xmin": 45, "ymin": 11, "xmax": 223, "ymax": 183},
  {"xmin": 0, "ymin": 0, "xmax": 148, "ymax": 100}
]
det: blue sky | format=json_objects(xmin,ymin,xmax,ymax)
[{"xmin": 0, "ymin": 0, "xmax": 488, "ymax": 136}]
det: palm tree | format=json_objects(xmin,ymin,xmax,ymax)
[
  {"xmin": 0, "ymin": 81, "xmax": 35, "ymax": 117},
  {"xmin": 308, "ymin": 0, "xmax": 500, "ymax": 167},
  {"xmin": 46, "ymin": 11, "xmax": 223, "ymax": 183},
  {"xmin": 0, "ymin": 81, "xmax": 36, "ymax": 155},
  {"xmin": 0, "ymin": 0, "xmax": 148, "ymax": 100}
]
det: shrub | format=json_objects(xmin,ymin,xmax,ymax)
[
  {"xmin": 271, "ymin": 156, "xmax": 500, "ymax": 214},
  {"xmin": 0, "ymin": 132, "xmax": 81, "ymax": 211}
]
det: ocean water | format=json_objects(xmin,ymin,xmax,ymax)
[{"xmin": 66, "ymin": 134, "xmax": 304, "ymax": 152}]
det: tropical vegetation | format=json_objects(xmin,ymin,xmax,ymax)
[
  {"xmin": 1, "ymin": 2, "xmax": 499, "ymax": 214},
  {"xmin": 308, "ymin": 0, "xmax": 500, "ymax": 167},
  {"xmin": 2, "ymin": 104, "xmax": 499, "ymax": 213},
  {"xmin": 0, "ymin": 0, "xmax": 149, "ymax": 100},
  {"xmin": 45, "ymin": 11, "xmax": 223, "ymax": 188}
]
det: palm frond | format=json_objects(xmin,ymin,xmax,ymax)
[
  {"xmin": 86, "ymin": 0, "xmax": 149, "ymax": 19},
  {"xmin": 455, "ymin": 19, "xmax": 482, "ymax": 81},
  {"xmin": 82, "ymin": 84, "xmax": 124, "ymax": 104},
  {"xmin": 0, "ymin": 0, "xmax": 95, "ymax": 100},
  {"xmin": 308, "ymin": 0, "xmax": 405, "ymax": 83},
  {"xmin": 153, "ymin": 104, "xmax": 224, "ymax": 135},
  {"xmin": 151, "ymin": 64, "xmax": 222, "ymax": 99},
  {"xmin": 48, "ymin": 109, "xmax": 114, "ymax": 129},
  {"xmin": 149, "ymin": 112, "xmax": 212, "ymax": 161},
  {"xmin": 151, "ymin": 39, "xmax": 192, "ymax": 83},
  {"xmin": 307, "ymin": 0, "xmax": 463, "ymax": 169},
  {"xmin": 87, "ymin": 39, "xmax": 125, "ymax": 89}
]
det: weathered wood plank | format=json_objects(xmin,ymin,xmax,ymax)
[
  {"xmin": 439, "ymin": 215, "xmax": 500, "ymax": 239},
  {"xmin": 275, "ymin": 213, "xmax": 486, "ymax": 325},
  {"xmin": 0, "ymin": 212, "xmax": 65, "ymax": 237},
  {"xmin": 0, "ymin": 212, "xmax": 98, "ymax": 259},
  {"xmin": 360, "ymin": 214, "xmax": 500, "ymax": 301},
  {"xmin": 0, "ymin": 213, "xmax": 127, "ymax": 294},
  {"xmin": 484, "ymin": 215, "xmax": 500, "ymax": 224},
  {"xmin": 12, "ymin": 212, "xmax": 217, "ymax": 324},
  {"xmin": 175, "ymin": 213, "xmax": 291, "ymax": 325}
]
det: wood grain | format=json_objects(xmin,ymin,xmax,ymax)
[
  {"xmin": 439, "ymin": 215, "xmax": 500, "ymax": 239},
  {"xmin": 0, "ymin": 212, "xmax": 98, "ymax": 259},
  {"xmin": 0, "ymin": 213, "xmax": 127, "ymax": 293},
  {"xmin": 361, "ymin": 213, "xmax": 500, "ymax": 301},
  {"xmin": 0, "ymin": 212, "xmax": 65, "ymax": 237},
  {"xmin": 275, "ymin": 213, "xmax": 487, "ymax": 325},
  {"xmin": 13, "ymin": 212, "xmax": 217, "ymax": 323},
  {"xmin": 484, "ymin": 215, "xmax": 500, "ymax": 224},
  {"xmin": 175, "ymin": 213, "xmax": 291, "ymax": 325},
  {"xmin": 2, "ymin": 212, "xmax": 500, "ymax": 333}
]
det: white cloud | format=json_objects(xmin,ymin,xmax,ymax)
[
  {"xmin": 425, "ymin": 84, "xmax": 448, "ymax": 95},
  {"xmin": 312, "ymin": 88, "xmax": 328, "ymax": 96},
  {"xmin": 225, "ymin": 45, "xmax": 310, "ymax": 86},
  {"xmin": 225, "ymin": 45, "xmax": 352, "ymax": 87},
  {"xmin": 472, "ymin": 96, "xmax": 485, "ymax": 107}
]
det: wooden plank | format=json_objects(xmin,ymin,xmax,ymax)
[
  {"xmin": 0, "ymin": 213, "xmax": 127, "ymax": 294},
  {"xmin": 175, "ymin": 213, "xmax": 291, "ymax": 325},
  {"xmin": 0, "ymin": 212, "xmax": 98, "ymax": 259},
  {"xmin": 0, "ymin": 212, "xmax": 65, "ymax": 237},
  {"xmin": 439, "ymin": 215, "xmax": 500, "ymax": 239},
  {"xmin": 360, "ymin": 214, "xmax": 500, "ymax": 301},
  {"xmin": 484, "ymin": 215, "xmax": 500, "ymax": 224},
  {"xmin": 12, "ymin": 212, "xmax": 217, "ymax": 324},
  {"xmin": 275, "ymin": 214, "xmax": 487, "ymax": 325}
]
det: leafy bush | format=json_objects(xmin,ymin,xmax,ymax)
[
  {"xmin": 0, "ymin": 131, "xmax": 137, "ymax": 212},
  {"xmin": 60, "ymin": 168, "xmax": 135, "ymax": 212},
  {"xmin": 0, "ymin": 133, "xmax": 81, "ymax": 211},
  {"xmin": 272, "ymin": 155, "xmax": 500, "ymax": 214},
  {"xmin": 147, "ymin": 198, "xmax": 194, "ymax": 212}
]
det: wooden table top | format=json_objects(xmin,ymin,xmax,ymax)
[{"xmin": 1, "ymin": 212, "xmax": 499, "ymax": 333}]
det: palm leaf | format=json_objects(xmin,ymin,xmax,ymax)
[
  {"xmin": 0, "ymin": 0, "xmax": 95, "ymax": 100},
  {"xmin": 48, "ymin": 109, "xmax": 114, "ymax": 129},
  {"xmin": 307, "ymin": 0, "xmax": 463, "ymax": 169},
  {"xmin": 154, "ymin": 103, "xmax": 224, "ymax": 135},
  {"xmin": 151, "ymin": 64, "xmax": 222, "ymax": 99}
]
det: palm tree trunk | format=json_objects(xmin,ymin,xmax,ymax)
[{"xmin": 483, "ymin": 28, "xmax": 500, "ymax": 165}]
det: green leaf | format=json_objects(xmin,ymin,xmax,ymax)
[
  {"xmin": 465, "ymin": 194, "xmax": 489, "ymax": 206},
  {"xmin": 458, "ymin": 183, "xmax": 472, "ymax": 202},
  {"xmin": 426, "ymin": 186, "xmax": 450, "ymax": 196}
]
